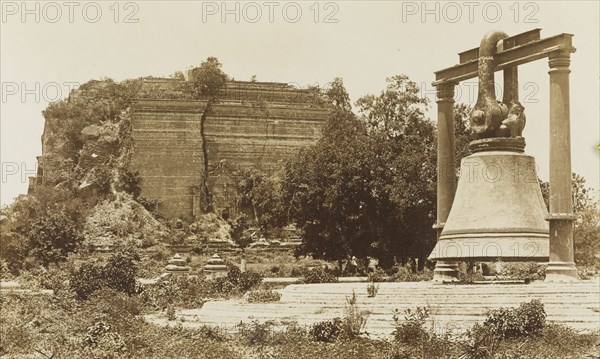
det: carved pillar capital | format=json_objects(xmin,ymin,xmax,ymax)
[
  {"xmin": 436, "ymin": 83, "xmax": 456, "ymax": 103},
  {"xmin": 548, "ymin": 50, "xmax": 571, "ymax": 74}
]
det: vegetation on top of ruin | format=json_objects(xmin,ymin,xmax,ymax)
[{"xmin": 188, "ymin": 56, "xmax": 230, "ymax": 98}]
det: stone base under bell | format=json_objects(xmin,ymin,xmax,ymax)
[
  {"xmin": 429, "ymin": 236, "xmax": 549, "ymax": 262},
  {"xmin": 432, "ymin": 261, "xmax": 460, "ymax": 282},
  {"xmin": 545, "ymin": 261, "xmax": 578, "ymax": 282}
]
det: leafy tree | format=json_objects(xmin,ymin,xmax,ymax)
[
  {"xmin": 229, "ymin": 214, "xmax": 252, "ymax": 253},
  {"xmin": 237, "ymin": 170, "xmax": 286, "ymax": 229},
  {"xmin": 284, "ymin": 75, "xmax": 439, "ymax": 269},
  {"xmin": 325, "ymin": 77, "xmax": 352, "ymax": 112},
  {"xmin": 238, "ymin": 169, "xmax": 262, "ymax": 222},
  {"xmin": 252, "ymin": 175, "xmax": 286, "ymax": 229},
  {"xmin": 189, "ymin": 57, "xmax": 229, "ymax": 97},
  {"xmin": 355, "ymin": 75, "xmax": 428, "ymax": 138},
  {"xmin": 1, "ymin": 186, "xmax": 89, "ymax": 272},
  {"xmin": 283, "ymin": 110, "xmax": 389, "ymax": 267},
  {"xmin": 570, "ymin": 175, "xmax": 599, "ymax": 268},
  {"xmin": 355, "ymin": 75, "xmax": 437, "ymax": 267},
  {"xmin": 305, "ymin": 77, "xmax": 351, "ymax": 111}
]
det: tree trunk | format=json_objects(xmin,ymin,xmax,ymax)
[{"xmin": 240, "ymin": 251, "xmax": 247, "ymax": 272}]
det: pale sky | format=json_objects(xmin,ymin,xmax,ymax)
[{"xmin": 1, "ymin": 0, "xmax": 599, "ymax": 206}]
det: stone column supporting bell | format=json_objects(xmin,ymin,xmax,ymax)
[
  {"xmin": 432, "ymin": 83, "xmax": 460, "ymax": 282},
  {"xmin": 545, "ymin": 50, "xmax": 578, "ymax": 281}
]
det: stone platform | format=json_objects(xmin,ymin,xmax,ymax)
[{"xmin": 146, "ymin": 278, "xmax": 600, "ymax": 338}]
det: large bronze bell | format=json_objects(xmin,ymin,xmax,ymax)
[
  {"xmin": 428, "ymin": 138, "xmax": 549, "ymax": 261},
  {"xmin": 429, "ymin": 30, "xmax": 550, "ymax": 262}
]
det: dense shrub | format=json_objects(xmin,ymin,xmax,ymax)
[
  {"xmin": 0, "ymin": 294, "xmax": 38, "ymax": 356},
  {"xmin": 70, "ymin": 248, "xmax": 140, "ymax": 299},
  {"xmin": 38, "ymin": 262, "xmax": 73, "ymax": 292},
  {"xmin": 458, "ymin": 271, "xmax": 486, "ymax": 283},
  {"xmin": 189, "ymin": 57, "xmax": 229, "ymax": 97},
  {"xmin": 268, "ymin": 322, "xmax": 309, "ymax": 345},
  {"xmin": 461, "ymin": 323, "xmax": 501, "ymax": 359},
  {"xmin": 308, "ymin": 292, "xmax": 369, "ymax": 343},
  {"xmin": 211, "ymin": 276, "xmax": 238, "ymax": 295},
  {"xmin": 388, "ymin": 266, "xmax": 433, "ymax": 282},
  {"xmin": 141, "ymin": 275, "xmax": 210, "ymax": 309},
  {"xmin": 70, "ymin": 262, "xmax": 105, "ymax": 299},
  {"xmin": 166, "ymin": 304, "xmax": 176, "ymax": 321},
  {"xmin": 500, "ymin": 262, "xmax": 546, "ymax": 282},
  {"xmin": 25, "ymin": 210, "xmax": 83, "ymax": 267},
  {"xmin": 0, "ymin": 231, "xmax": 28, "ymax": 275},
  {"xmin": 483, "ymin": 299, "xmax": 546, "ymax": 339},
  {"xmin": 301, "ymin": 267, "xmax": 338, "ymax": 284},
  {"xmin": 309, "ymin": 317, "xmax": 344, "ymax": 342},
  {"xmin": 103, "ymin": 248, "xmax": 140, "ymax": 295},
  {"xmin": 237, "ymin": 320, "xmax": 275, "ymax": 346},
  {"xmin": 290, "ymin": 267, "xmax": 303, "ymax": 277},
  {"xmin": 367, "ymin": 268, "xmax": 387, "ymax": 282},
  {"xmin": 80, "ymin": 317, "xmax": 127, "ymax": 356},
  {"xmin": 225, "ymin": 266, "xmax": 263, "ymax": 291},
  {"xmin": 0, "ymin": 259, "xmax": 12, "ymax": 281},
  {"xmin": 246, "ymin": 289, "xmax": 281, "ymax": 303},
  {"xmin": 392, "ymin": 307, "xmax": 430, "ymax": 343}
]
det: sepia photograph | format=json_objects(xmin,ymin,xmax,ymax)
[{"xmin": 1, "ymin": 1, "xmax": 599, "ymax": 358}]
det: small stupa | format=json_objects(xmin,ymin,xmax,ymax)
[
  {"xmin": 203, "ymin": 253, "xmax": 228, "ymax": 280},
  {"xmin": 164, "ymin": 253, "xmax": 191, "ymax": 276}
]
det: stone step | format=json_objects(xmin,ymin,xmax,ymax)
[
  {"xmin": 280, "ymin": 295, "xmax": 600, "ymax": 305},
  {"xmin": 282, "ymin": 282, "xmax": 600, "ymax": 293},
  {"xmin": 185, "ymin": 302, "xmax": 597, "ymax": 320},
  {"xmin": 147, "ymin": 280, "xmax": 600, "ymax": 338},
  {"xmin": 149, "ymin": 311, "xmax": 597, "ymax": 337}
]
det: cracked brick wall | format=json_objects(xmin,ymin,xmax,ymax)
[{"xmin": 131, "ymin": 79, "xmax": 329, "ymax": 220}]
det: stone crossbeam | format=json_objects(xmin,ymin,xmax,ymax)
[{"xmin": 433, "ymin": 31, "xmax": 575, "ymax": 86}]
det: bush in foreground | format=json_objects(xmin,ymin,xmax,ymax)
[
  {"xmin": 483, "ymin": 299, "xmax": 546, "ymax": 339},
  {"xmin": 301, "ymin": 267, "xmax": 338, "ymax": 284},
  {"xmin": 309, "ymin": 291, "xmax": 369, "ymax": 342},
  {"xmin": 500, "ymin": 262, "xmax": 546, "ymax": 282},
  {"xmin": 70, "ymin": 247, "xmax": 140, "ymax": 299},
  {"xmin": 309, "ymin": 317, "xmax": 344, "ymax": 343},
  {"xmin": 246, "ymin": 289, "xmax": 281, "ymax": 303}
]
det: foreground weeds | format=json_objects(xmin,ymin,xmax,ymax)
[{"xmin": 2, "ymin": 292, "xmax": 598, "ymax": 359}]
